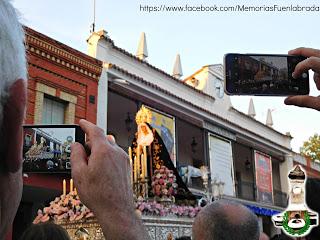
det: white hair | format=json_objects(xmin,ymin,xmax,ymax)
[{"xmin": 0, "ymin": 0, "xmax": 26, "ymax": 117}]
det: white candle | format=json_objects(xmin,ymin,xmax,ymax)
[
  {"xmin": 70, "ymin": 179, "xmax": 73, "ymax": 193},
  {"xmin": 137, "ymin": 146, "xmax": 140, "ymax": 180},
  {"xmin": 134, "ymin": 156, "xmax": 137, "ymax": 183},
  {"xmin": 141, "ymin": 154, "xmax": 144, "ymax": 179},
  {"xmin": 143, "ymin": 146, "xmax": 147, "ymax": 178},
  {"xmin": 63, "ymin": 179, "xmax": 66, "ymax": 196}
]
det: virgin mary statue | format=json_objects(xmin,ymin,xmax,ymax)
[{"xmin": 132, "ymin": 106, "xmax": 196, "ymax": 204}]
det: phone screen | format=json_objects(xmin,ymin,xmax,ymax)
[
  {"xmin": 225, "ymin": 54, "xmax": 309, "ymax": 96},
  {"xmin": 23, "ymin": 125, "xmax": 84, "ymax": 173}
]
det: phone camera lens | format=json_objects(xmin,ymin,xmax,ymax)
[{"xmin": 302, "ymin": 73, "xmax": 308, "ymax": 78}]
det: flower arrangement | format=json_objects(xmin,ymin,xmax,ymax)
[
  {"xmin": 151, "ymin": 166, "xmax": 178, "ymax": 199},
  {"xmin": 136, "ymin": 200, "xmax": 201, "ymax": 218},
  {"xmin": 33, "ymin": 191, "xmax": 94, "ymax": 224},
  {"xmin": 169, "ymin": 205, "xmax": 201, "ymax": 218}
]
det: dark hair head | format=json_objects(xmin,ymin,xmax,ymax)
[
  {"xmin": 19, "ymin": 222, "xmax": 70, "ymax": 240},
  {"xmin": 270, "ymin": 234, "xmax": 293, "ymax": 240},
  {"xmin": 306, "ymin": 178, "xmax": 320, "ymax": 240},
  {"xmin": 193, "ymin": 200, "xmax": 259, "ymax": 240}
]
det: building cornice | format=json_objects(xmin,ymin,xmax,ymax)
[
  {"xmin": 25, "ymin": 26, "xmax": 103, "ymax": 82},
  {"xmin": 28, "ymin": 62, "xmax": 86, "ymax": 91}
]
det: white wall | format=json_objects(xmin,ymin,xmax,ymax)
[{"xmin": 96, "ymin": 67, "xmax": 108, "ymax": 132}]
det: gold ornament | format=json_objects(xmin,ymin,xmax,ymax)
[{"xmin": 135, "ymin": 105, "xmax": 152, "ymax": 125}]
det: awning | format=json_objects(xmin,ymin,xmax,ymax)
[{"xmin": 245, "ymin": 204, "xmax": 281, "ymax": 216}]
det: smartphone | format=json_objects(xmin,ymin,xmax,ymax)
[
  {"xmin": 224, "ymin": 53, "xmax": 310, "ymax": 96},
  {"xmin": 23, "ymin": 125, "xmax": 85, "ymax": 173}
]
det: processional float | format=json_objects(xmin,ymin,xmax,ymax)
[{"xmin": 33, "ymin": 106, "xmax": 199, "ymax": 240}]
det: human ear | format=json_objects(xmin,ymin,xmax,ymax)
[{"xmin": 2, "ymin": 79, "xmax": 27, "ymax": 172}]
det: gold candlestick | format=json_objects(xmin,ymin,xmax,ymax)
[
  {"xmin": 63, "ymin": 179, "xmax": 66, "ymax": 196},
  {"xmin": 141, "ymin": 154, "xmax": 144, "ymax": 179}
]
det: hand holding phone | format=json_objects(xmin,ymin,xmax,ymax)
[
  {"xmin": 224, "ymin": 53, "xmax": 310, "ymax": 96},
  {"xmin": 22, "ymin": 125, "xmax": 85, "ymax": 173},
  {"xmin": 284, "ymin": 47, "xmax": 320, "ymax": 111}
]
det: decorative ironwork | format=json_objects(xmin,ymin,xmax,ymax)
[{"xmin": 57, "ymin": 216, "xmax": 193, "ymax": 240}]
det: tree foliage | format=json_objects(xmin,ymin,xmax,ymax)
[{"xmin": 300, "ymin": 134, "xmax": 320, "ymax": 162}]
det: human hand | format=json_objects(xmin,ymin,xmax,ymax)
[
  {"xmin": 71, "ymin": 119, "xmax": 148, "ymax": 240},
  {"xmin": 284, "ymin": 47, "xmax": 320, "ymax": 110}
]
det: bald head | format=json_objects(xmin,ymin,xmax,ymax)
[
  {"xmin": 260, "ymin": 232, "xmax": 269, "ymax": 240},
  {"xmin": 193, "ymin": 200, "xmax": 260, "ymax": 240}
]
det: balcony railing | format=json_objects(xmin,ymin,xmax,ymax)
[{"xmin": 236, "ymin": 181, "xmax": 287, "ymax": 208}]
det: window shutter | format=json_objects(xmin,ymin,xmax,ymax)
[{"xmin": 209, "ymin": 134, "xmax": 235, "ymax": 196}]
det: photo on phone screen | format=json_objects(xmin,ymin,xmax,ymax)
[
  {"xmin": 23, "ymin": 125, "xmax": 84, "ymax": 173},
  {"xmin": 224, "ymin": 54, "xmax": 310, "ymax": 96}
]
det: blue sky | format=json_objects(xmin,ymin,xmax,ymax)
[{"xmin": 14, "ymin": 0, "xmax": 320, "ymax": 151}]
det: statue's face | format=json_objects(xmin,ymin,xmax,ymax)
[
  {"xmin": 141, "ymin": 124, "xmax": 148, "ymax": 135},
  {"xmin": 137, "ymin": 123, "xmax": 154, "ymax": 146}
]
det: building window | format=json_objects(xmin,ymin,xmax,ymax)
[{"xmin": 42, "ymin": 96, "xmax": 66, "ymax": 124}]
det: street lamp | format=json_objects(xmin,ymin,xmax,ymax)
[
  {"xmin": 125, "ymin": 112, "xmax": 133, "ymax": 132},
  {"xmin": 125, "ymin": 112, "xmax": 133, "ymax": 146},
  {"xmin": 191, "ymin": 137, "xmax": 197, "ymax": 154}
]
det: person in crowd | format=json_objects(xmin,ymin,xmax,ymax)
[
  {"xmin": 260, "ymin": 232, "xmax": 270, "ymax": 240},
  {"xmin": 70, "ymin": 120, "xmax": 149, "ymax": 240},
  {"xmin": 0, "ymin": 0, "xmax": 27, "ymax": 238},
  {"xmin": 192, "ymin": 200, "xmax": 260, "ymax": 240},
  {"xmin": 306, "ymin": 178, "xmax": 320, "ymax": 240},
  {"xmin": 19, "ymin": 223, "xmax": 70, "ymax": 240},
  {"xmin": 270, "ymin": 234, "xmax": 293, "ymax": 240}
]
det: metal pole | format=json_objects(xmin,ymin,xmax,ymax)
[
  {"xmin": 91, "ymin": 0, "xmax": 96, "ymax": 33},
  {"xmin": 93, "ymin": 0, "xmax": 96, "ymax": 32}
]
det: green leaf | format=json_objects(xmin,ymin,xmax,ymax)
[{"xmin": 300, "ymin": 133, "xmax": 320, "ymax": 162}]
